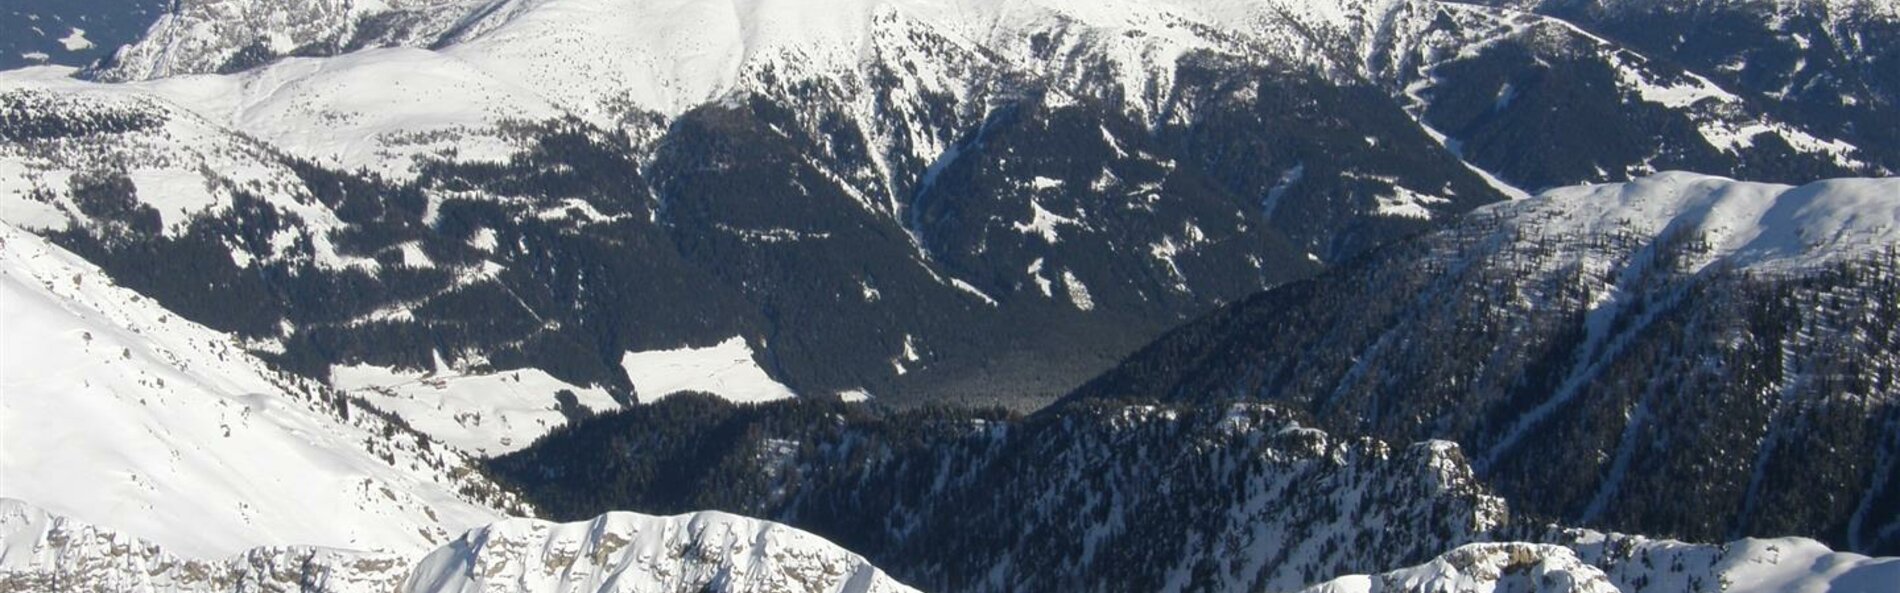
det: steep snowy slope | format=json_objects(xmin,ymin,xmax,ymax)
[
  {"xmin": 1073, "ymin": 172, "xmax": 1900, "ymax": 554},
  {"xmin": 0, "ymin": 221, "xmax": 518, "ymax": 558},
  {"xmin": 0, "ymin": 499, "xmax": 918, "ymax": 593}
]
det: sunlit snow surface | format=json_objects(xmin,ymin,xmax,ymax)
[
  {"xmin": 0, "ymin": 222, "xmax": 506, "ymax": 558},
  {"xmin": 0, "ymin": 498, "xmax": 920, "ymax": 593},
  {"xmin": 1497, "ymin": 172, "xmax": 1900, "ymax": 275},
  {"xmin": 331, "ymin": 364, "xmax": 622, "ymax": 457},
  {"xmin": 620, "ymin": 336, "xmax": 797, "ymax": 404},
  {"xmin": 1304, "ymin": 534, "xmax": 1900, "ymax": 593}
]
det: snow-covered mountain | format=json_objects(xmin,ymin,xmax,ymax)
[
  {"xmin": 6, "ymin": 2, "xmax": 1898, "ymax": 591},
  {"xmin": 8, "ymin": 0, "xmax": 1886, "ymax": 417},
  {"xmin": 0, "ymin": 220, "xmax": 522, "ymax": 559},
  {"xmin": 1073, "ymin": 172, "xmax": 1900, "ymax": 555},
  {"xmin": 0, "ymin": 499, "xmax": 917, "ymax": 593}
]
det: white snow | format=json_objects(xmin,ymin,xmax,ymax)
[
  {"xmin": 1027, "ymin": 257, "xmax": 1055, "ymax": 297},
  {"xmin": 1374, "ymin": 184, "xmax": 1451, "ymax": 220},
  {"xmin": 406, "ymin": 510, "xmax": 918, "ymax": 593},
  {"xmin": 1517, "ymin": 172, "xmax": 1900, "ymax": 274},
  {"xmin": 57, "ymin": 28, "xmax": 93, "ymax": 52},
  {"xmin": 0, "ymin": 498, "xmax": 919, "ymax": 593},
  {"xmin": 1012, "ymin": 199, "xmax": 1082, "ymax": 243},
  {"xmin": 0, "ymin": 222, "xmax": 506, "ymax": 559},
  {"xmin": 1561, "ymin": 531, "xmax": 1900, "ymax": 593},
  {"xmin": 396, "ymin": 241, "xmax": 435, "ymax": 268},
  {"xmin": 330, "ymin": 364, "xmax": 621, "ymax": 457},
  {"xmin": 620, "ymin": 336, "xmax": 797, "ymax": 404},
  {"xmin": 1306, "ymin": 535, "xmax": 1900, "ymax": 593},
  {"xmin": 0, "ymin": 74, "xmax": 389, "ymax": 270},
  {"xmin": 949, "ymin": 277, "xmax": 999, "ymax": 306},
  {"xmin": 892, "ymin": 334, "xmax": 922, "ymax": 375},
  {"xmin": 1301, "ymin": 543, "xmax": 1621, "ymax": 593},
  {"xmin": 125, "ymin": 167, "xmax": 220, "ymax": 230},
  {"xmin": 467, "ymin": 228, "xmax": 500, "ymax": 252},
  {"xmin": 1062, "ymin": 268, "xmax": 1095, "ymax": 311}
]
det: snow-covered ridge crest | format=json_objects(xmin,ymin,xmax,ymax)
[
  {"xmin": 1301, "ymin": 543, "xmax": 1622, "ymax": 593},
  {"xmin": 88, "ymin": 0, "xmax": 1399, "ymax": 120},
  {"xmin": 0, "ymin": 499, "xmax": 413, "ymax": 593},
  {"xmin": 1472, "ymin": 172, "xmax": 1900, "ymax": 275},
  {"xmin": 93, "ymin": 0, "xmax": 499, "ymax": 82},
  {"xmin": 0, "ymin": 499, "xmax": 918, "ymax": 593},
  {"xmin": 1302, "ymin": 530, "xmax": 1900, "ymax": 593},
  {"xmin": 408, "ymin": 510, "xmax": 916, "ymax": 593}
]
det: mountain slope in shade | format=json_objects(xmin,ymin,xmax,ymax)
[
  {"xmin": 1303, "ymin": 532, "xmax": 1900, "ymax": 593},
  {"xmin": 1070, "ymin": 172, "xmax": 1900, "ymax": 554},
  {"xmin": 0, "ymin": 499, "xmax": 917, "ymax": 593},
  {"xmin": 0, "ymin": 221, "xmax": 520, "ymax": 558},
  {"xmin": 1482, "ymin": 0, "xmax": 1900, "ymax": 173},
  {"xmin": 489, "ymin": 397, "xmax": 1510, "ymax": 592}
]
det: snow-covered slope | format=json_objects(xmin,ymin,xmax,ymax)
[
  {"xmin": 0, "ymin": 221, "xmax": 517, "ymax": 558},
  {"xmin": 331, "ymin": 363, "xmax": 623, "ymax": 457},
  {"xmin": 1475, "ymin": 172, "xmax": 1900, "ymax": 274},
  {"xmin": 0, "ymin": 499, "xmax": 918, "ymax": 593},
  {"xmin": 1303, "ymin": 532, "xmax": 1900, "ymax": 593},
  {"xmin": 0, "ymin": 72, "xmax": 379, "ymax": 269}
]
